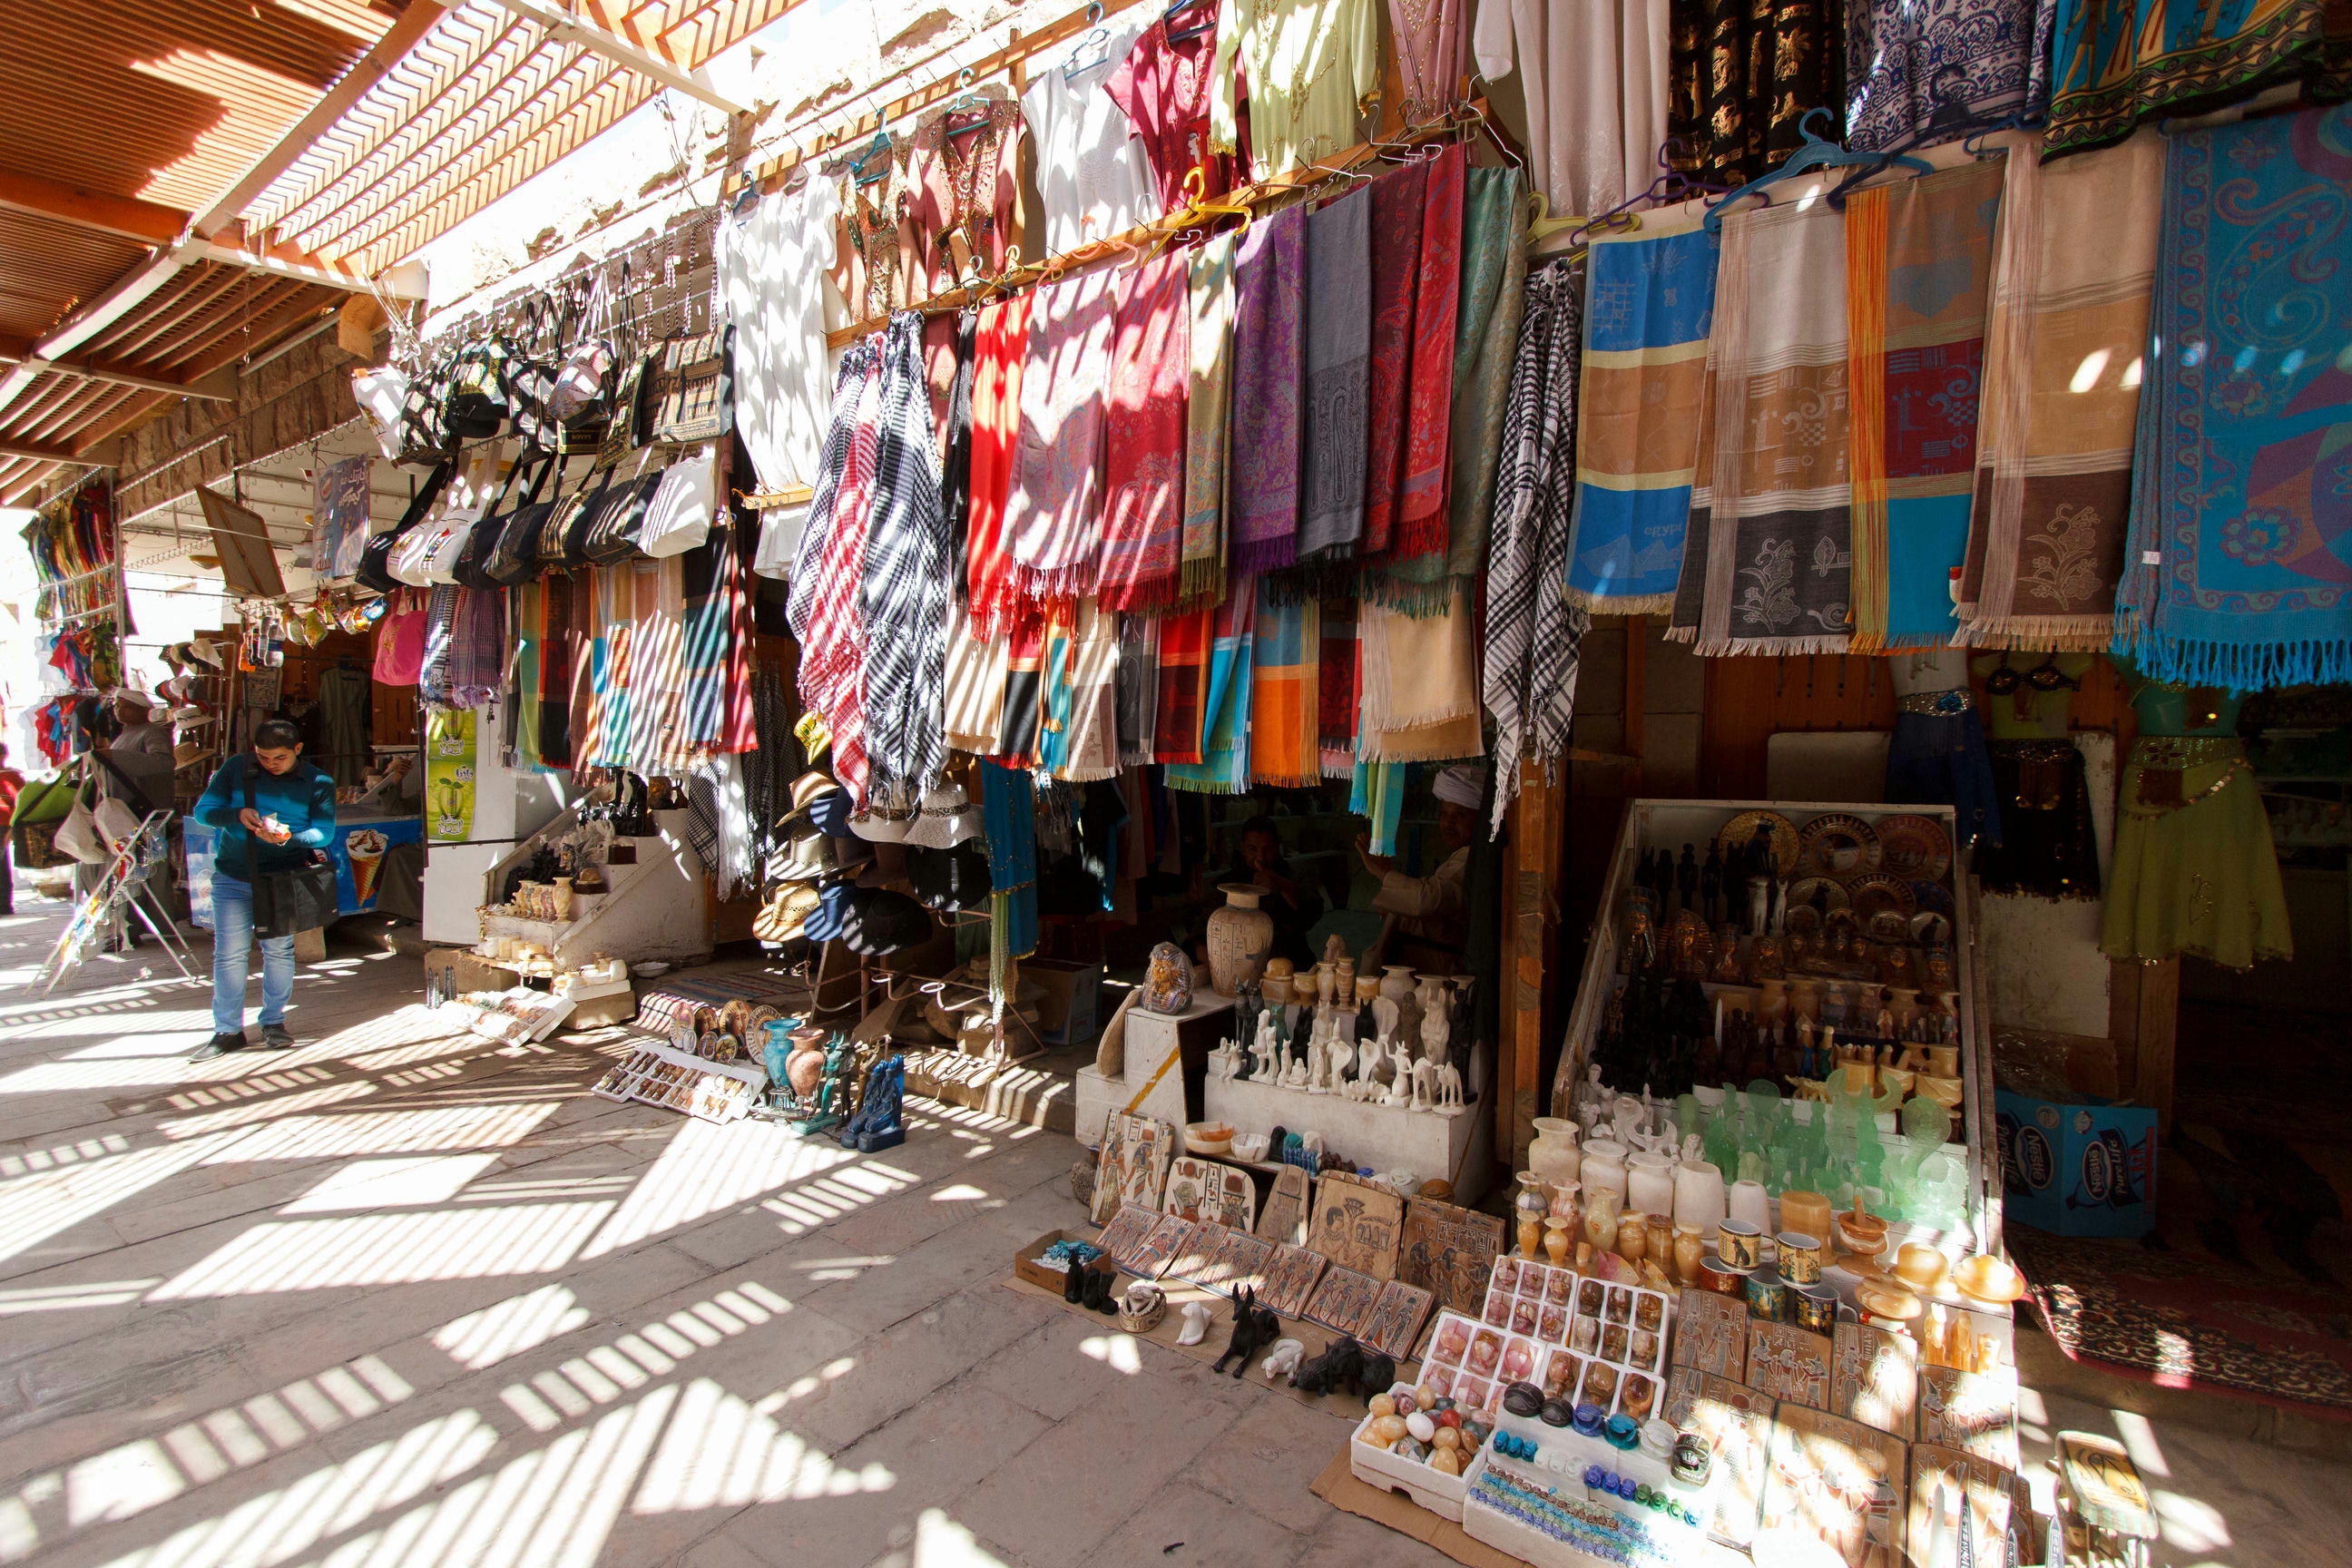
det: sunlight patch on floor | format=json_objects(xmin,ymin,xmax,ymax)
[
  {"xmin": 497, "ymin": 1283, "xmax": 795, "ymax": 1433},
  {"xmin": 0, "ymin": 1132, "xmax": 131, "ymax": 1177},
  {"xmin": 632, "ymin": 1375, "xmax": 890, "ymax": 1515},
  {"xmin": 580, "ymin": 1118, "xmax": 862, "ymax": 1259},
  {"xmin": 283, "ymin": 1153, "xmax": 505, "ymax": 1213},
  {"xmin": 434, "ymin": 1285, "xmax": 593, "ymax": 1371},
  {"xmin": 0, "ymin": 1131, "xmax": 242, "ymax": 1269},
  {"xmin": 159, "ymin": 1080, "xmax": 378, "ymax": 1138},
  {"xmin": 146, "ymin": 1201, "xmax": 613, "ymax": 1297},
  {"xmin": 197, "ymin": 1102, "xmax": 561, "ymax": 1164}
]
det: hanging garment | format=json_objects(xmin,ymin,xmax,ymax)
[
  {"xmin": 1295, "ymin": 184, "xmax": 1373, "ymax": 567},
  {"xmin": 1318, "ymin": 595, "xmax": 1361, "ymax": 774},
  {"xmin": 1845, "ymin": 0, "xmax": 2054, "ymax": 153},
  {"xmin": 1976, "ymin": 738, "xmax": 2100, "ymax": 897},
  {"xmin": 1107, "ymin": 1, "xmax": 1254, "ymax": 206},
  {"xmin": 2102, "ymin": 736, "xmax": 2291, "ymax": 968},
  {"xmin": 1008, "ymin": 268, "xmax": 1121, "ymax": 602},
  {"xmin": 1485, "ymin": 258, "xmax": 1590, "ymax": 838},
  {"xmin": 316, "ymin": 663, "xmax": 370, "ymax": 786},
  {"xmin": 832, "ymin": 140, "xmax": 921, "ymax": 323},
  {"xmin": 997, "ymin": 603, "xmax": 1048, "ymax": 764},
  {"xmin": 1474, "ymin": 0, "xmax": 1669, "ymax": 215},
  {"xmin": 862, "ymin": 312, "xmax": 953, "ymax": 805},
  {"xmin": 1166, "ymin": 585, "xmax": 1256, "ymax": 792},
  {"xmin": 1360, "ymin": 583, "xmax": 1484, "ymax": 760},
  {"xmin": 1098, "ymin": 250, "xmax": 1192, "ymax": 612},
  {"xmin": 448, "ymin": 585, "xmax": 505, "ymax": 710},
  {"xmin": 793, "ymin": 345, "xmax": 887, "ymax": 800},
  {"xmin": 967, "ymin": 294, "xmax": 1034, "ymax": 637},
  {"xmin": 940, "ymin": 309, "xmax": 978, "ymax": 594},
  {"xmin": 1152, "ymin": 604, "xmax": 1213, "ymax": 765},
  {"xmin": 512, "ymin": 581, "xmax": 544, "ymax": 769},
  {"xmin": 1381, "ymin": 144, "xmax": 1465, "ymax": 569},
  {"xmin": 318, "ymin": 456, "xmax": 372, "ymax": 581},
  {"xmin": 1250, "ymin": 583, "xmax": 1321, "ymax": 788},
  {"xmin": 1226, "ymin": 201, "xmax": 1308, "ymax": 576},
  {"xmin": 944, "ymin": 603, "xmax": 1011, "ymax": 755},
  {"xmin": 419, "ymin": 584, "xmax": 461, "ymax": 708},
  {"xmin": 1955, "ymin": 130, "xmax": 2163, "ymax": 651},
  {"xmin": 541, "ymin": 572, "xmax": 576, "ymax": 769},
  {"xmin": 1678, "ymin": 193, "xmax": 1855, "ymax": 655},
  {"xmin": 1361, "ymin": 162, "xmax": 1428, "ymax": 560},
  {"xmin": 1668, "ymin": 0, "xmax": 1846, "ymax": 186},
  {"xmin": 623, "ymin": 557, "xmax": 689, "ymax": 778},
  {"xmin": 1564, "ymin": 225, "xmax": 1717, "ymax": 613},
  {"xmin": 2046, "ymin": 0, "xmax": 2350, "ymax": 158},
  {"xmin": 1053, "ymin": 600, "xmax": 1122, "ymax": 782},
  {"xmin": 1115, "ymin": 612, "xmax": 1159, "ymax": 767},
  {"xmin": 1845, "ymin": 160, "xmax": 2003, "ymax": 652},
  {"xmin": 981, "ymin": 760, "xmax": 1040, "ymax": 977},
  {"xmin": 1181, "ymin": 231, "xmax": 1241, "ymax": 606},
  {"xmin": 909, "ymin": 92, "xmax": 1023, "ymax": 293},
  {"xmin": 720, "ymin": 177, "xmax": 845, "ymax": 495},
  {"xmin": 2117, "ymin": 103, "xmax": 2352, "ymax": 689},
  {"xmin": 1350, "ymin": 757, "xmax": 1407, "ymax": 853},
  {"xmin": 571, "ymin": 568, "xmax": 605, "ymax": 778},
  {"xmin": 681, "ymin": 521, "xmax": 736, "ymax": 750},
  {"xmin": 1024, "ymin": 13, "xmax": 1161, "ymax": 254},
  {"xmin": 1211, "ymin": 0, "xmax": 1382, "ymax": 178},
  {"xmin": 1886, "ymin": 699, "xmax": 2004, "ymax": 848},
  {"xmin": 1390, "ymin": 0, "xmax": 1471, "ymax": 122},
  {"xmin": 1369, "ymin": 161, "xmax": 1527, "ymax": 612}
]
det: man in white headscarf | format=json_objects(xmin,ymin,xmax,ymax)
[{"xmin": 1357, "ymin": 764, "xmax": 1484, "ymax": 970}]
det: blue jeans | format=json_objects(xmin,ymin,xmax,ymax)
[{"xmin": 211, "ymin": 875, "xmax": 294, "ymax": 1036}]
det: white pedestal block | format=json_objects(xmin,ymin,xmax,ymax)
[
  {"xmin": 1203, "ymin": 1071, "xmax": 1490, "ymax": 1201},
  {"xmin": 1073, "ymin": 1062, "xmax": 1191, "ymax": 1148}
]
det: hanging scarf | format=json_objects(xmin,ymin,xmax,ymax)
[
  {"xmin": 967, "ymin": 294, "xmax": 1033, "ymax": 638},
  {"xmin": 1181, "ymin": 232, "xmax": 1240, "ymax": 607},
  {"xmin": 1956, "ymin": 131, "xmax": 2164, "ymax": 652},
  {"xmin": 1349, "ymin": 757, "xmax": 1406, "ymax": 855},
  {"xmin": 1846, "ymin": 0, "xmax": 2053, "ymax": 156},
  {"xmin": 1009, "ymin": 267, "xmax": 1120, "ymax": 602},
  {"xmin": 1296, "ymin": 184, "xmax": 1373, "ymax": 567},
  {"xmin": 1115, "ymin": 612, "xmax": 1158, "ymax": 768},
  {"xmin": 512, "ymin": 581, "xmax": 543, "ymax": 769},
  {"xmin": 997, "ymin": 602, "xmax": 1047, "ymax": 765},
  {"xmin": 2045, "ymin": 0, "xmax": 2349, "ymax": 158},
  {"xmin": 1846, "ymin": 160, "xmax": 2004, "ymax": 652},
  {"xmin": 1485, "ymin": 258, "xmax": 1591, "ymax": 838},
  {"xmin": 981, "ymin": 760, "xmax": 1039, "ymax": 997},
  {"xmin": 1362, "ymin": 162, "xmax": 1428, "ymax": 560},
  {"xmin": 791, "ymin": 344, "xmax": 885, "ymax": 799},
  {"xmin": 2118, "ymin": 103, "xmax": 2352, "ymax": 689},
  {"xmin": 681, "ymin": 524, "xmax": 733, "ymax": 748},
  {"xmin": 1360, "ymin": 584, "xmax": 1484, "ymax": 761},
  {"xmin": 1044, "ymin": 599, "xmax": 1122, "ymax": 782},
  {"xmin": 1565, "ymin": 226, "xmax": 1719, "ymax": 614},
  {"xmin": 1098, "ymin": 250, "xmax": 1192, "ymax": 612},
  {"xmin": 1318, "ymin": 595, "xmax": 1360, "ymax": 776},
  {"xmin": 419, "ymin": 583, "xmax": 460, "ymax": 708},
  {"xmin": 945, "ymin": 603, "xmax": 1010, "ymax": 754},
  {"xmin": 1369, "ymin": 162, "xmax": 1528, "ymax": 612},
  {"xmin": 1165, "ymin": 585, "xmax": 1255, "ymax": 793},
  {"xmin": 862, "ymin": 310, "xmax": 953, "ymax": 805},
  {"xmin": 689, "ymin": 755, "xmax": 754, "ymax": 899},
  {"xmin": 749, "ymin": 659, "xmax": 793, "ymax": 852},
  {"xmin": 1250, "ymin": 581, "xmax": 1321, "ymax": 788},
  {"xmin": 1680, "ymin": 194, "xmax": 1857, "ymax": 656},
  {"xmin": 1152, "ymin": 604, "xmax": 1212, "ymax": 765},
  {"xmin": 622, "ymin": 556, "xmax": 687, "ymax": 778},
  {"xmin": 1227, "ymin": 203, "xmax": 1308, "ymax": 576},
  {"xmin": 1392, "ymin": 143, "xmax": 1466, "ymax": 563},
  {"xmin": 540, "ymin": 572, "xmax": 575, "ymax": 769},
  {"xmin": 448, "ymin": 586, "xmax": 505, "ymax": 710},
  {"xmin": 942, "ymin": 307, "xmax": 978, "ymax": 594},
  {"xmin": 572, "ymin": 566, "xmax": 606, "ymax": 781}
]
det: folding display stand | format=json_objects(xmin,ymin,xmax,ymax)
[{"xmin": 35, "ymin": 813, "xmax": 199, "ymax": 996}]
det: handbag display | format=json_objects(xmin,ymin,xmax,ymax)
[
  {"xmin": 506, "ymin": 298, "xmax": 566, "ymax": 452},
  {"xmin": 352, "ymin": 365, "xmax": 410, "ymax": 458},
  {"xmin": 12, "ymin": 774, "xmax": 84, "ymax": 869},
  {"xmin": 457, "ymin": 451, "xmax": 552, "ymax": 591},
  {"xmin": 55, "ymin": 794, "xmax": 106, "ymax": 864},
  {"xmin": 357, "ymin": 457, "xmax": 452, "ymax": 595},
  {"xmin": 598, "ymin": 259, "xmax": 654, "ymax": 464},
  {"xmin": 443, "ymin": 337, "xmax": 517, "ymax": 440},
  {"xmin": 638, "ymin": 446, "xmax": 717, "ymax": 558},
  {"xmin": 537, "ymin": 463, "xmax": 612, "ymax": 572},
  {"xmin": 545, "ymin": 274, "xmax": 614, "ymax": 443},
  {"xmin": 240, "ymin": 760, "xmax": 338, "ymax": 939},
  {"xmin": 488, "ymin": 453, "xmax": 581, "ymax": 585},
  {"xmin": 644, "ymin": 325, "xmax": 735, "ymax": 445},
  {"xmin": 397, "ymin": 353, "xmax": 455, "ymax": 460},
  {"xmin": 576, "ymin": 461, "xmax": 669, "ymax": 566},
  {"xmin": 374, "ymin": 591, "xmax": 427, "ymax": 685}
]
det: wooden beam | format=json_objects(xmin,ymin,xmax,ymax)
[
  {"xmin": 0, "ymin": 436, "xmax": 77, "ymax": 465},
  {"xmin": 0, "ymin": 334, "xmax": 236, "ymax": 402},
  {"xmin": 485, "ymin": 0, "xmax": 747, "ymax": 114},
  {"xmin": 0, "ymin": 171, "xmax": 185, "ymax": 246},
  {"xmin": 1505, "ymin": 762, "xmax": 1559, "ymax": 1171}
]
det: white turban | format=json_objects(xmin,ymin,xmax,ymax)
[{"xmin": 1432, "ymin": 765, "xmax": 1485, "ymax": 809}]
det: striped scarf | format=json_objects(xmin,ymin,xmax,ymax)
[
  {"xmin": 1180, "ymin": 234, "xmax": 1240, "ymax": 607},
  {"xmin": 1165, "ymin": 586, "xmax": 1255, "ymax": 794},
  {"xmin": 861, "ymin": 311, "xmax": 951, "ymax": 806},
  {"xmin": 1152, "ymin": 605, "xmax": 1211, "ymax": 766},
  {"xmin": 1484, "ymin": 258, "xmax": 1590, "ymax": 838},
  {"xmin": 797, "ymin": 345, "xmax": 886, "ymax": 800},
  {"xmin": 1250, "ymin": 581, "xmax": 1321, "ymax": 788},
  {"xmin": 1361, "ymin": 162, "xmax": 1427, "ymax": 559}
]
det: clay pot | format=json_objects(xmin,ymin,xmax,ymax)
[{"xmin": 1205, "ymin": 885, "xmax": 1274, "ymax": 995}]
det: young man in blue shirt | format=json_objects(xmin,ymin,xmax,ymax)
[{"xmin": 189, "ymin": 719, "xmax": 337, "ymax": 1059}]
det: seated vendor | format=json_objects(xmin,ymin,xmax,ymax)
[
  {"xmin": 1357, "ymin": 764, "xmax": 1481, "ymax": 975},
  {"xmin": 1204, "ymin": 816, "xmax": 1325, "ymax": 970}
]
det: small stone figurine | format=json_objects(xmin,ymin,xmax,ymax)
[
  {"xmin": 1250, "ymin": 1014, "xmax": 1278, "ymax": 1081},
  {"xmin": 1435, "ymin": 1061, "xmax": 1465, "ymax": 1114}
]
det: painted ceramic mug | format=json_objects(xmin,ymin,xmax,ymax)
[
  {"xmin": 1718, "ymin": 1220, "xmax": 1763, "ymax": 1271},
  {"xmin": 1777, "ymin": 1231, "xmax": 1824, "ymax": 1286},
  {"xmin": 1744, "ymin": 1269, "xmax": 1788, "ymax": 1324},
  {"xmin": 1793, "ymin": 1283, "xmax": 1838, "ymax": 1335}
]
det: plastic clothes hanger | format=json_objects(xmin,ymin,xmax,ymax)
[
  {"xmin": 1063, "ymin": 3, "xmax": 1112, "ymax": 81},
  {"xmin": 1163, "ymin": 0, "xmax": 1215, "ymax": 44},
  {"xmin": 1703, "ymin": 108, "xmax": 1930, "ymax": 233}
]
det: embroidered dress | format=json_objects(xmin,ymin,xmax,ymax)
[
  {"xmin": 2046, "ymin": 0, "xmax": 2351, "ymax": 158},
  {"xmin": 831, "ymin": 139, "xmax": 920, "ymax": 323},
  {"xmin": 1955, "ymin": 130, "xmax": 2164, "ymax": 651},
  {"xmin": 1846, "ymin": 0, "xmax": 2054, "ymax": 153},
  {"xmin": 1845, "ymin": 160, "xmax": 2003, "ymax": 651},
  {"xmin": 910, "ymin": 93, "xmax": 1023, "ymax": 293},
  {"xmin": 1565, "ymin": 223, "xmax": 1717, "ymax": 614},
  {"xmin": 2117, "ymin": 103, "xmax": 2352, "ymax": 690},
  {"xmin": 1392, "ymin": 0, "xmax": 1472, "ymax": 122},
  {"xmin": 1106, "ymin": 2, "xmax": 1253, "ymax": 206},
  {"xmin": 1024, "ymin": 13, "xmax": 1161, "ymax": 254},
  {"xmin": 1212, "ymin": 0, "xmax": 1382, "ymax": 177},
  {"xmin": 1226, "ymin": 202, "xmax": 1308, "ymax": 576}
]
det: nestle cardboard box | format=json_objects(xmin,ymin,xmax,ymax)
[{"xmin": 1994, "ymin": 1089, "xmax": 2158, "ymax": 1238}]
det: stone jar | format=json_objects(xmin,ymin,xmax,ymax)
[
  {"xmin": 1204, "ymin": 884, "xmax": 1274, "ymax": 995},
  {"xmin": 1528, "ymin": 1117, "xmax": 1581, "ymax": 1185},
  {"xmin": 1579, "ymin": 1139, "xmax": 1629, "ymax": 1202},
  {"xmin": 1626, "ymin": 1150, "xmax": 1677, "ymax": 1218}
]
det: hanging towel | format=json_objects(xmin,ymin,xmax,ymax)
[
  {"xmin": 1250, "ymin": 582, "xmax": 1322, "ymax": 787},
  {"xmin": 1152, "ymin": 604, "xmax": 1212, "ymax": 765},
  {"xmin": 1099, "ymin": 250, "xmax": 1192, "ymax": 612},
  {"xmin": 1362, "ymin": 162, "xmax": 1428, "ymax": 559},
  {"xmin": 1564, "ymin": 225, "xmax": 1718, "ymax": 613},
  {"xmin": 967, "ymin": 294, "xmax": 1033, "ymax": 638},
  {"xmin": 1955, "ymin": 131, "xmax": 2164, "ymax": 652},
  {"xmin": 1226, "ymin": 202, "xmax": 1308, "ymax": 576},
  {"xmin": 2117, "ymin": 103, "xmax": 2352, "ymax": 690},
  {"xmin": 1296, "ymin": 184, "xmax": 1374, "ymax": 566},
  {"xmin": 1683, "ymin": 194, "xmax": 1857, "ymax": 656},
  {"xmin": 1485, "ymin": 258, "xmax": 1590, "ymax": 838},
  {"xmin": 862, "ymin": 311, "xmax": 952, "ymax": 805},
  {"xmin": 1009, "ymin": 268, "xmax": 1120, "ymax": 603},
  {"xmin": 1391, "ymin": 143, "xmax": 1465, "ymax": 564},
  {"xmin": 1165, "ymin": 586, "xmax": 1256, "ymax": 793},
  {"xmin": 1181, "ymin": 232, "xmax": 1241, "ymax": 607},
  {"xmin": 1845, "ymin": 159, "xmax": 2004, "ymax": 652}
]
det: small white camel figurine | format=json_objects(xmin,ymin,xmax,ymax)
[{"xmin": 1435, "ymin": 1061, "xmax": 1465, "ymax": 1115}]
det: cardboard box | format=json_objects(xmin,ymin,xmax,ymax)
[
  {"xmin": 1994, "ymin": 1089, "xmax": 2157, "ymax": 1238},
  {"xmin": 1024, "ymin": 958, "xmax": 1102, "ymax": 1044},
  {"xmin": 424, "ymin": 946, "xmax": 520, "ymax": 996},
  {"xmin": 1013, "ymin": 1228, "xmax": 1095, "ymax": 1294}
]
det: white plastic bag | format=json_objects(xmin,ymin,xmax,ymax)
[
  {"xmin": 352, "ymin": 366, "xmax": 410, "ymax": 458},
  {"xmin": 638, "ymin": 446, "xmax": 715, "ymax": 558},
  {"xmin": 55, "ymin": 797, "xmax": 106, "ymax": 864}
]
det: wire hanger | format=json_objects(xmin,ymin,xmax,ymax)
[{"xmin": 1704, "ymin": 108, "xmax": 1930, "ymax": 232}]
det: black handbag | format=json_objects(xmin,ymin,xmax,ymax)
[
  {"xmin": 645, "ymin": 325, "xmax": 735, "ymax": 444},
  {"xmin": 357, "ymin": 458, "xmax": 452, "ymax": 594},
  {"xmin": 443, "ymin": 336, "xmax": 518, "ymax": 441},
  {"xmin": 576, "ymin": 465, "xmax": 667, "ymax": 565},
  {"xmin": 240, "ymin": 759, "xmax": 339, "ymax": 939},
  {"xmin": 598, "ymin": 260, "xmax": 655, "ymax": 464},
  {"xmin": 507, "ymin": 298, "xmax": 565, "ymax": 452},
  {"xmin": 539, "ymin": 463, "xmax": 612, "ymax": 572},
  {"xmin": 485, "ymin": 454, "xmax": 571, "ymax": 586},
  {"xmin": 456, "ymin": 452, "xmax": 550, "ymax": 590},
  {"xmin": 397, "ymin": 353, "xmax": 455, "ymax": 461}
]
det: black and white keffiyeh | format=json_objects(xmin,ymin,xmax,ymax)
[
  {"xmin": 786, "ymin": 343, "xmax": 872, "ymax": 644},
  {"xmin": 1482, "ymin": 258, "xmax": 1590, "ymax": 838},
  {"xmin": 858, "ymin": 312, "xmax": 951, "ymax": 807}
]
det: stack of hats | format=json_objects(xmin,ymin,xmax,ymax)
[{"xmin": 755, "ymin": 771, "xmax": 944, "ymax": 956}]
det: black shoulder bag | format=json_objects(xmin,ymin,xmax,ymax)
[{"xmin": 240, "ymin": 759, "xmax": 340, "ymax": 939}]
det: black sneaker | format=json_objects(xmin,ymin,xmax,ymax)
[
  {"xmin": 259, "ymin": 1024, "xmax": 296, "ymax": 1050},
  {"xmin": 193, "ymin": 1032, "xmax": 248, "ymax": 1060}
]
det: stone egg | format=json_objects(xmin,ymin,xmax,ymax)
[
  {"xmin": 1396, "ymin": 1438, "xmax": 1430, "ymax": 1463},
  {"xmin": 1414, "ymin": 1385, "xmax": 1437, "ymax": 1411},
  {"xmin": 1432, "ymin": 1426, "xmax": 1461, "ymax": 1451},
  {"xmin": 1429, "ymin": 1446, "xmax": 1462, "ymax": 1475},
  {"xmin": 1370, "ymin": 1415, "xmax": 1409, "ymax": 1446},
  {"xmin": 1367, "ymin": 1394, "xmax": 1396, "ymax": 1420},
  {"xmin": 1405, "ymin": 1412, "xmax": 1436, "ymax": 1442}
]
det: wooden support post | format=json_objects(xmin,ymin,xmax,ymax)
[
  {"xmin": 1622, "ymin": 614, "xmax": 1647, "ymax": 794},
  {"xmin": 2108, "ymin": 956, "xmax": 2180, "ymax": 1130},
  {"xmin": 1503, "ymin": 759, "xmax": 1561, "ymax": 1171}
]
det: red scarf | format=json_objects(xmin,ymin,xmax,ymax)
[
  {"xmin": 1395, "ymin": 143, "xmax": 1465, "ymax": 563},
  {"xmin": 1098, "ymin": 251, "xmax": 1192, "ymax": 612},
  {"xmin": 1360, "ymin": 162, "xmax": 1427, "ymax": 559},
  {"xmin": 966, "ymin": 294, "xmax": 1033, "ymax": 640}
]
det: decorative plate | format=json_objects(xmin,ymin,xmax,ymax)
[
  {"xmin": 1845, "ymin": 873, "xmax": 1916, "ymax": 922},
  {"xmin": 1798, "ymin": 813, "xmax": 1882, "ymax": 880},
  {"xmin": 1872, "ymin": 814, "xmax": 1952, "ymax": 882},
  {"xmin": 1786, "ymin": 877, "xmax": 1852, "ymax": 922},
  {"xmin": 1715, "ymin": 811, "xmax": 1800, "ymax": 878}
]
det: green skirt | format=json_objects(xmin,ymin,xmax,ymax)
[{"xmin": 2101, "ymin": 737, "xmax": 2291, "ymax": 970}]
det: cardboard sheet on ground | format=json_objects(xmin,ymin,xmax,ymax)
[{"xmin": 1307, "ymin": 1451, "xmax": 1522, "ymax": 1568}]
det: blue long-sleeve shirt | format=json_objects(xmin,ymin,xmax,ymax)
[{"xmin": 192, "ymin": 756, "xmax": 338, "ymax": 878}]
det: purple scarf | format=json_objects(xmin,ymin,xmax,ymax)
[{"xmin": 1225, "ymin": 202, "xmax": 1306, "ymax": 577}]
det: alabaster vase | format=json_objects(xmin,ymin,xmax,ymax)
[{"xmin": 1205, "ymin": 884, "xmax": 1274, "ymax": 995}]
